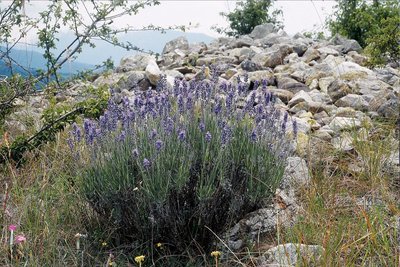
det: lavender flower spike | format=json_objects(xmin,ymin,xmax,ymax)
[
  {"xmin": 155, "ymin": 140, "xmax": 163, "ymax": 151},
  {"xmin": 143, "ymin": 158, "xmax": 151, "ymax": 169},
  {"xmin": 205, "ymin": 131, "xmax": 212, "ymax": 142},
  {"xmin": 178, "ymin": 130, "xmax": 186, "ymax": 141}
]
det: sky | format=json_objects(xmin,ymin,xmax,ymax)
[
  {"xmin": 121, "ymin": 0, "xmax": 337, "ymax": 37},
  {"xmin": 4, "ymin": 0, "xmax": 337, "ymax": 39}
]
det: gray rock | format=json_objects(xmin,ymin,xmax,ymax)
[
  {"xmin": 335, "ymin": 94, "xmax": 369, "ymax": 111},
  {"xmin": 302, "ymin": 47, "xmax": 320, "ymax": 63},
  {"xmin": 252, "ymin": 45, "xmax": 292, "ymax": 68},
  {"xmin": 329, "ymin": 34, "xmax": 362, "ymax": 53},
  {"xmin": 349, "ymin": 77, "xmax": 392, "ymax": 96},
  {"xmin": 118, "ymin": 54, "xmax": 156, "ymax": 72},
  {"xmin": 145, "ymin": 61, "xmax": 161, "ymax": 85},
  {"xmin": 188, "ymin": 42, "xmax": 207, "ymax": 54},
  {"xmin": 317, "ymin": 46, "xmax": 340, "ymax": 56},
  {"xmin": 248, "ymin": 70, "xmax": 275, "ymax": 86},
  {"xmin": 332, "ymin": 132, "xmax": 354, "ymax": 151},
  {"xmin": 327, "ymin": 79, "xmax": 351, "ymax": 102},
  {"xmin": 276, "ymin": 76, "xmax": 309, "ymax": 94},
  {"xmin": 261, "ymin": 243, "xmax": 324, "ymax": 267},
  {"xmin": 324, "ymin": 55, "xmax": 373, "ymax": 77},
  {"xmin": 329, "ymin": 117, "xmax": 362, "ymax": 132},
  {"xmin": 377, "ymin": 98, "xmax": 399, "ymax": 119},
  {"xmin": 232, "ymin": 35, "xmax": 254, "ymax": 48},
  {"xmin": 309, "ymin": 89, "xmax": 332, "ymax": 104},
  {"xmin": 288, "ymin": 90, "xmax": 313, "ymax": 107},
  {"xmin": 196, "ymin": 56, "xmax": 236, "ymax": 66},
  {"xmin": 268, "ymin": 88, "xmax": 294, "ymax": 104},
  {"xmin": 318, "ymin": 76, "xmax": 335, "ymax": 93},
  {"xmin": 292, "ymin": 43, "xmax": 308, "ymax": 57},
  {"xmin": 280, "ymin": 157, "xmax": 311, "ymax": 190},
  {"xmin": 249, "ymin": 23, "xmax": 276, "ymax": 39},
  {"xmin": 162, "ymin": 36, "xmax": 189, "ymax": 55},
  {"xmin": 240, "ymin": 59, "xmax": 264, "ymax": 72},
  {"xmin": 4, "ymin": 120, "xmax": 27, "ymax": 133}
]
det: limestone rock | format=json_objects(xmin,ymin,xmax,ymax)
[
  {"xmin": 329, "ymin": 117, "xmax": 362, "ymax": 132},
  {"xmin": 145, "ymin": 61, "xmax": 161, "ymax": 85},
  {"xmin": 117, "ymin": 54, "xmax": 156, "ymax": 72},
  {"xmin": 329, "ymin": 34, "xmax": 362, "ymax": 53},
  {"xmin": 259, "ymin": 243, "xmax": 324, "ymax": 267},
  {"xmin": 288, "ymin": 90, "xmax": 313, "ymax": 107},
  {"xmin": 249, "ymin": 23, "xmax": 276, "ymax": 39},
  {"xmin": 162, "ymin": 36, "xmax": 189, "ymax": 55},
  {"xmin": 335, "ymin": 94, "xmax": 369, "ymax": 111},
  {"xmin": 276, "ymin": 76, "xmax": 309, "ymax": 94}
]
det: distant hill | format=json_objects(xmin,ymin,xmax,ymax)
[{"xmin": 0, "ymin": 46, "xmax": 94, "ymax": 77}]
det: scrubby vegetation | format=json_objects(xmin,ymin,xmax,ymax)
[{"xmin": 328, "ymin": 0, "xmax": 400, "ymax": 65}]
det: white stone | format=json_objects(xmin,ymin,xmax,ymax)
[
  {"xmin": 329, "ymin": 116, "xmax": 362, "ymax": 132},
  {"xmin": 145, "ymin": 61, "xmax": 161, "ymax": 85}
]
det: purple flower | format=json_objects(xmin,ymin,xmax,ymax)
[
  {"xmin": 221, "ymin": 126, "xmax": 232, "ymax": 145},
  {"xmin": 67, "ymin": 138, "xmax": 74, "ymax": 152},
  {"xmin": 156, "ymin": 74, "xmax": 167, "ymax": 91},
  {"xmin": 292, "ymin": 120, "xmax": 298, "ymax": 138},
  {"xmin": 250, "ymin": 129, "xmax": 257, "ymax": 142},
  {"xmin": 164, "ymin": 117, "xmax": 174, "ymax": 135},
  {"xmin": 72, "ymin": 123, "xmax": 81, "ymax": 142},
  {"xmin": 265, "ymin": 92, "xmax": 271, "ymax": 106},
  {"xmin": 116, "ymin": 130, "xmax": 126, "ymax": 142},
  {"xmin": 143, "ymin": 158, "xmax": 151, "ymax": 169},
  {"xmin": 199, "ymin": 122, "xmax": 205, "ymax": 132},
  {"xmin": 214, "ymin": 100, "xmax": 222, "ymax": 115},
  {"xmin": 262, "ymin": 79, "xmax": 268, "ymax": 89},
  {"xmin": 282, "ymin": 112, "xmax": 288, "ymax": 133},
  {"xmin": 132, "ymin": 148, "xmax": 139, "ymax": 158},
  {"xmin": 243, "ymin": 73, "xmax": 249, "ymax": 83},
  {"xmin": 226, "ymin": 91, "xmax": 234, "ymax": 111},
  {"xmin": 155, "ymin": 140, "xmax": 163, "ymax": 151},
  {"xmin": 150, "ymin": 128, "xmax": 158, "ymax": 139},
  {"xmin": 178, "ymin": 130, "xmax": 186, "ymax": 141},
  {"xmin": 177, "ymin": 94, "xmax": 184, "ymax": 113},
  {"xmin": 186, "ymin": 94, "xmax": 193, "ymax": 111},
  {"xmin": 205, "ymin": 131, "xmax": 212, "ymax": 142}
]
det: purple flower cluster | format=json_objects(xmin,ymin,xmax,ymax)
[{"xmin": 72, "ymin": 73, "xmax": 296, "ymax": 170}]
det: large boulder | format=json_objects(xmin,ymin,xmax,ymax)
[
  {"xmin": 329, "ymin": 34, "xmax": 362, "ymax": 53},
  {"xmin": 249, "ymin": 23, "xmax": 277, "ymax": 39},
  {"xmin": 117, "ymin": 54, "xmax": 156, "ymax": 73},
  {"xmin": 162, "ymin": 36, "xmax": 189, "ymax": 55},
  {"xmin": 276, "ymin": 76, "xmax": 310, "ymax": 94},
  {"xmin": 335, "ymin": 94, "xmax": 370, "ymax": 111}
]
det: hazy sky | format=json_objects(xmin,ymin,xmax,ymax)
[
  {"xmin": 123, "ymin": 0, "xmax": 337, "ymax": 37},
  {"xmin": 7, "ymin": 0, "xmax": 337, "ymax": 39}
]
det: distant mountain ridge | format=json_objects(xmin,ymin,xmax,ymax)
[
  {"xmin": 0, "ymin": 46, "xmax": 94, "ymax": 77},
  {"xmin": 0, "ymin": 30, "xmax": 215, "ymax": 77}
]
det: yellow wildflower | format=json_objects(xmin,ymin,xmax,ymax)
[
  {"xmin": 211, "ymin": 251, "xmax": 221, "ymax": 258},
  {"xmin": 134, "ymin": 255, "xmax": 145, "ymax": 264}
]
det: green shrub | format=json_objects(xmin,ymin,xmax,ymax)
[
  {"xmin": 214, "ymin": 0, "xmax": 283, "ymax": 37},
  {"xmin": 327, "ymin": 0, "xmax": 400, "ymax": 65},
  {"xmin": 73, "ymin": 76, "xmax": 295, "ymax": 263}
]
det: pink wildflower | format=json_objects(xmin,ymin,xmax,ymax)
[
  {"xmin": 15, "ymin": 235, "xmax": 26, "ymax": 244},
  {"xmin": 8, "ymin": 224, "xmax": 17, "ymax": 231}
]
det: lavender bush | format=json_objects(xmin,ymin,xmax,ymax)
[{"xmin": 71, "ymin": 75, "xmax": 296, "ymax": 260}]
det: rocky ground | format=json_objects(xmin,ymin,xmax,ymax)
[{"xmin": 4, "ymin": 23, "xmax": 399, "ymax": 266}]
